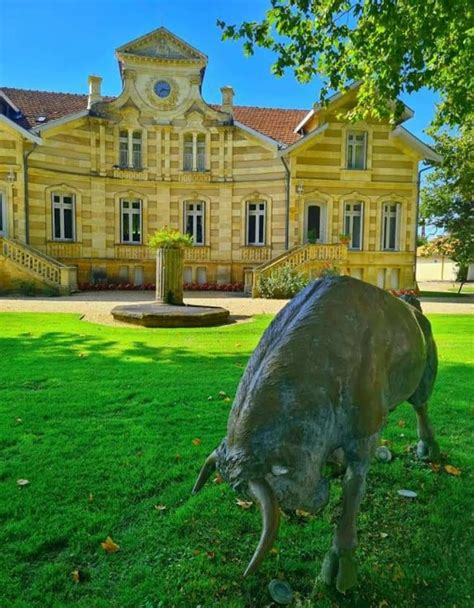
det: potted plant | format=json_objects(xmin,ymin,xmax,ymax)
[
  {"xmin": 339, "ymin": 233, "xmax": 351, "ymax": 245},
  {"xmin": 148, "ymin": 227, "xmax": 193, "ymax": 305}
]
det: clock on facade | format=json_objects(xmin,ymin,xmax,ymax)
[{"xmin": 154, "ymin": 80, "xmax": 171, "ymax": 98}]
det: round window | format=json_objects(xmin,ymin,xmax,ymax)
[{"xmin": 154, "ymin": 80, "xmax": 171, "ymax": 98}]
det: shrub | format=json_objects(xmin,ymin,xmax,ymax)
[
  {"xmin": 258, "ymin": 266, "xmax": 309, "ymax": 299},
  {"xmin": 319, "ymin": 262, "xmax": 341, "ymax": 278},
  {"xmin": 148, "ymin": 226, "xmax": 193, "ymax": 250},
  {"xmin": 9, "ymin": 280, "xmax": 60, "ymax": 297}
]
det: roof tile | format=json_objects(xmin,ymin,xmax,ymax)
[{"xmin": 0, "ymin": 87, "xmax": 306, "ymax": 145}]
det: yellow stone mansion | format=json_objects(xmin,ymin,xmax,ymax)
[{"xmin": 0, "ymin": 27, "xmax": 439, "ymax": 294}]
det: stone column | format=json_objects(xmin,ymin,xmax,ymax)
[{"xmin": 155, "ymin": 248, "xmax": 184, "ymax": 305}]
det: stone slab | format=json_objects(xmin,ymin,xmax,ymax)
[{"xmin": 111, "ymin": 302, "xmax": 230, "ymax": 327}]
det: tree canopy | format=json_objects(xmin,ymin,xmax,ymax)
[
  {"xmin": 218, "ymin": 0, "xmax": 473, "ymax": 128},
  {"xmin": 420, "ymin": 128, "xmax": 474, "ymax": 285}
]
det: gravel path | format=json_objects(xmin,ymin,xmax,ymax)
[{"xmin": 0, "ymin": 289, "xmax": 472, "ymax": 329}]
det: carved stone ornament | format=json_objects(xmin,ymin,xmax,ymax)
[{"xmin": 145, "ymin": 76, "xmax": 179, "ymax": 110}]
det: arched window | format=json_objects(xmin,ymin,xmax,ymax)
[{"xmin": 184, "ymin": 201, "xmax": 205, "ymax": 245}]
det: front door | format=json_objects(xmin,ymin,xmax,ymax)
[
  {"xmin": 0, "ymin": 192, "xmax": 6, "ymax": 237},
  {"xmin": 305, "ymin": 203, "xmax": 326, "ymax": 243}
]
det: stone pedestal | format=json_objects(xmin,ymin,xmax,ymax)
[{"xmin": 155, "ymin": 248, "xmax": 184, "ymax": 305}]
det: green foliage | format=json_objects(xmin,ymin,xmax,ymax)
[
  {"xmin": 307, "ymin": 228, "xmax": 318, "ymax": 244},
  {"xmin": 5, "ymin": 280, "xmax": 61, "ymax": 297},
  {"xmin": 217, "ymin": 1, "xmax": 473, "ymax": 128},
  {"xmin": 258, "ymin": 265, "xmax": 309, "ymax": 298},
  {"xmin": 319, "ymin": 263, "xmax": 341, "ymax": 278},
  {"xmin": 420, "ymin": 128, "xmax": 474, "ymax": 286},
  {"xmin": 0, "ymin": 313, "xmax": 472, "ymax": 607},
  {"xmin": 148, "ymin": 226, "xmax": 193, "ymax": 250}
]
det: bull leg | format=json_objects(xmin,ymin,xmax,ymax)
[
  {"xmin": 320, "ymin": 439, "xmax": 375, "ymax": 593},
  {"xmin": 412, "ymin": 401, "xmax": 440, "ymax": 461}
]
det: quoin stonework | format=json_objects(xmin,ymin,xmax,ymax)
[{"xmin": 0, "ymin": 27, "xmax": 440, "ymax": 294}]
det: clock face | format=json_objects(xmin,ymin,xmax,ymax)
[{"xmin": 154, "ymin": 80, "xmax": 171, "ymax": 98}]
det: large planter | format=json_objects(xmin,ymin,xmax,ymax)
[{"xmin": 155, "ymin": 247, "xmax": 184, "ymax": 305}]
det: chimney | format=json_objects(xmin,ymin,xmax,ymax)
[
  {"xmin": 220, "ymin": 85, "xmax": 234, "ymax": 116},
  {"xmin": 87, "ymin": 75, "xmax": 103, "ymax": 109}
]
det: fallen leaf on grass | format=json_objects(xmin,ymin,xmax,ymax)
[
  {"xmin": 88, "ymin": 493, "xmax": 94, "ymax": 502},
  {"xmin": 218, "ymin": 391, "xmax": 227, "ymax": 398},
  {"xmin": 445, "ymin": 464, "xmax": 461, "ymax": 476},
  {"xmin": 17, "ymin": 479, "xmax": 30, "ymax": 487},
  {"xmin": 71, "ymin": 569, "xmax": 80, "ymax": 584},
  {"xmin": 206, "ymin": 551, "xmax": 216, "ymax": 560},
  {"xmin": 213, "ymin": 474, "xmax": 224, "ymax": 484},
  {"xmin": 428, "ymin": 463, "xmax": 441, "ymax": 473},
  {"xmin": 154, "ymin": 504, "xmax": 167, "ymax": 511},
  {"xmin": 192, "ymin": 438, "xmax": 202, "ymax": 446},
  {"xmin": 101, "ymin": 536, "xmax": 120, "ymax": 553},
  {"xmin": 224, "ymin": 397, "xmax": 231, "ymax": 402},
  {"xmin": 295, "ymin": 509, "xmax": 313, "ymax": 519},
  {"xmin": 78, "ymin": 352, "xmax": 88, "ymax": 358},
  {"xmin": 207, "ymin": 396, "xmax": 214, "ymax": 401},
  {"xmin": 380, "ymin": 532, "xmax": 389, "ymax": 539},
  {"xmin": 175, "ymin": 453, "xmax": 182, "ymax": 461},
  {"xmin": 236, "ymin": 498, "xmax": 253, "ymax": 509},
  {"xmin": 398, "ymin": 420, "xmax": 406, "ymax": 428},
  {"xmin": 15, "ymin": 417, "xmax": 22, "ymax": 424}
]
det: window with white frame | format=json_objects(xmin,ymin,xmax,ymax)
[
  {"xmin": 344, "ymin": 202, "xmax": 363, "ymax": 250},
  {"xmin": 382, "ymin": 202, "xmax": 400, "ymax": 251},
  {"xmin": 52, "ymin": 193, "xmax": 75, "ymax": 241},
  {"xmin": 184, "ymin": 201, "xmax": 205, "ymax": 245},
  {"xmin": 346, "ymin": 132, "xmax": 367, "ymax": 169},
  {"xmin": 119, "ymin": 129, "xmax": 142, "ymax": 169},
  {"xmin": 120, "ymin": 199, "xmax": 142, "ymax": 243},
  {"xmin": 247, "ymin": 201, "xmax": 266, "ymax": 246},
  {"xmin": 183, "ymin": 133, "xmax": 206, "ymax": 171}
]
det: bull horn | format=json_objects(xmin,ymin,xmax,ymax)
[
  {"xmin": 192, "ymin": 450, "xmax": 218, "ymax": 495},
  {"xmin": 243, "ymin": 479, "xmax": 280, "ymax": 577}
]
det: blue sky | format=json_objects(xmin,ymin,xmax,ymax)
[{"xmin": 0, "ymin": 0, "xmax": 438, "ymax": 144}]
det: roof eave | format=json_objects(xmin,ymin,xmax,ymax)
[
  {"xmin": 31, "ymin": 110, "xmax": 90, "ymax": 133},
  {"xmin": 0, "ymin": 114, "xmax": 42, "ymax": 144},
  {"xmin": 279, "ymin": 123, "xmax": 329, "ymax": 156},
  {"xmin": 390, "ymin": 126, "xmax": 442, "ymax": 162},
  {"xmin": 233, "ymin": 120, "xmax": 279, "ymax": 150}
]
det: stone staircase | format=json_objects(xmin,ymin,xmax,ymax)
[
  {"xmin": 0, "ymin": 237, "xmax": 77, "ymax": 293},
  {"xmin": 252, "ymin": 243, "xmax": 348, "ymax": 296}
]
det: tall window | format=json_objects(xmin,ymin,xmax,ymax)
[
  {"xmin": 346, "ymin": 132, "xmax": 367, "ymax": 169},
  {"xmin": 119, "ymin": 130, "xmax": 142, "ymax": 169},
  {"xmin": 344, "ymin": 202, "xmax": 363, "ymax": 250},
  {"xmin": 382, "ymin": 203, "xmax": 400, "ymax": 251},
  {"xmin": 121, "ymin": 199, "xmax": 142, "ymax": 244},
  {"xmin": 52, "ymin": 193, "xmax": 74, "ymax": 241},
  {"xmin": 0, "ymin": 192, "xmax": 5, "ymax": 236},
  {"xmin": 184, "ymin": 201, "xmax": 205, "ymax": 245},
  {"xmin": 183, "ymin": 133, "xmax": 206, "ymax": 171},
  {"xmin": 183, "ymin": 134, "xmax": 194, "ymax": 171},
  {"xmin": 247, "ymin": 201, "xmax": 266, "ymax": 246}
]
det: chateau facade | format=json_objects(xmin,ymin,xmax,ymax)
[{"xmin": 0, "ymin": 28, "xmax": 439, "ymax": 293}]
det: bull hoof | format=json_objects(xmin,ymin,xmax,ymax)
[
  {"xmin": 320, "ymin": 548, "xmax": 358, "ymax": 593},
  {"xmin": 416, "ymin": 440, "xmax": 440, "ymax": 462}
]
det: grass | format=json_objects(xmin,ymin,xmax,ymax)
[
  {"xmin": 0, "ymin": 313, "xmax": 473, "ymax": 608},
  {"xmin": 419, "ymin": 290, "xmax": 473, "ymax": 298}
]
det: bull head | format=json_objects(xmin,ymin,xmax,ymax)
[{"xmin": 192, "ymin": 449, "xmax": 280, "ymax": 576}]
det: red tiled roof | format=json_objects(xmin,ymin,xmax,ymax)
[{"xmin": 0, "ymin": 87, "xmax": 306, "ymax": 144}]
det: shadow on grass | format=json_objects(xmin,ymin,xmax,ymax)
[{"xmin": 0, "ymin": 324, "xmax": 472, "ymax": 608}]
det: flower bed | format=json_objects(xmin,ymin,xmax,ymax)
[
  {"xmin": 388, "ymin": 288, "xmax": 420, "ymax": 297},
  {"xmin": 77, "ymin": 282, "xmax": 244, "ymax": 293}
]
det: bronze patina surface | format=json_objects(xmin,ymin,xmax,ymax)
[{"xmin": 193, "ymin": 276, "xmax": 439, "ymax": 592}]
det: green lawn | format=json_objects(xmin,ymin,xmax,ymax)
[{"xmin": 0, "ymin": 314, "xmax": 472, "ymax": 608}]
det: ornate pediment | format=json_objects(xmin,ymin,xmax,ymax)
[{"xmin": 116, "ymin": 27, "xmax": 207, "ymax": 67}]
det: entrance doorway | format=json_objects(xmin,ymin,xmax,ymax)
[{"xmin": 305, "ymin": 203, "xmax": 326, "ymax": 243}]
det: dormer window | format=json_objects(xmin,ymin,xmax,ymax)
[
  {"xmin": 346, "ymin": 131, "xmax": 367, "ymax": 169},
  {"xmin": 119, "ymin": 129, "xmax": 142, "ymax": 169},
  {"xmin": 183, "ymin": 133, "xmax": 206, "ymax": 172}
]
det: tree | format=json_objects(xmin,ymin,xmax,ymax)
[
  {"xmin": 218, "ymin": 0, "xmax": 473, "ymax": 128},
  {"xmin": 420, "ymin": 128, "xmax": 474, "ymax": 292}
]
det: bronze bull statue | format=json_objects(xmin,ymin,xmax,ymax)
[{"xmin": 193, "ymin": 276, "xmax": 439, "ymax": 592}]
